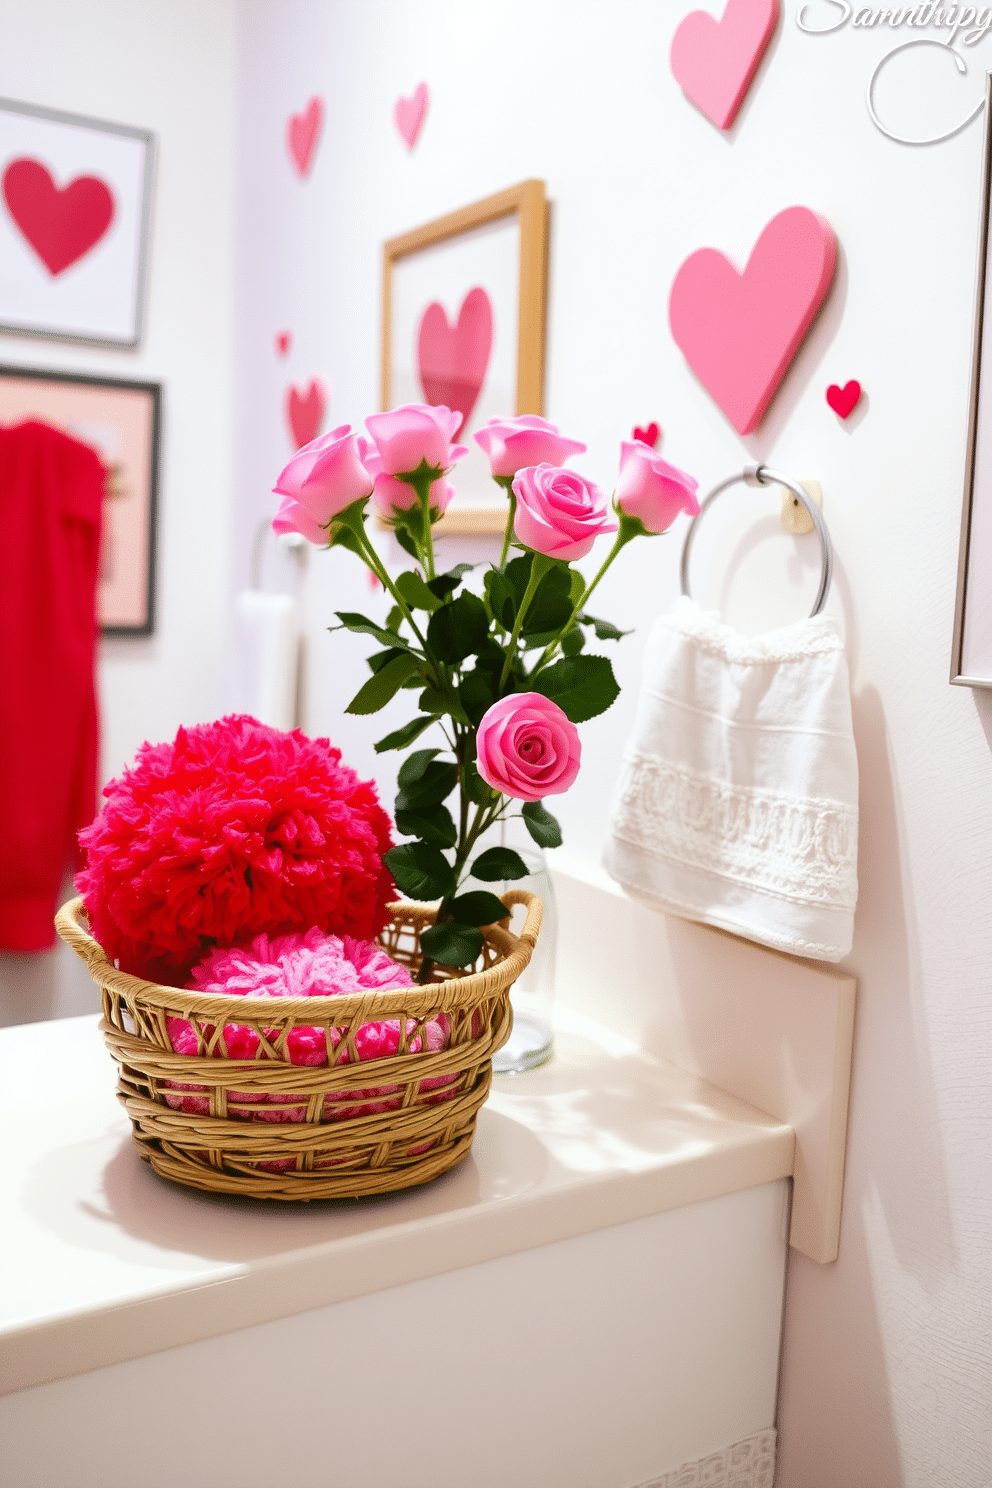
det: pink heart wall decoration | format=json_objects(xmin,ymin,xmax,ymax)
[
  {"xmin": 669, "ymin": 205, "xmax": 836, "ymax": 436},
  {"xmin": 670, "ymin": 0, "xmax": 779, "ymax": 131},
  {"xmin": 826, "ymin": 380, "xmax": 861, "ymax": 418},
  {"xmin": 2, "ymin": 158, "xmax": 115, "ymax": 275},
  {"xmin": 395, "ymin": 83, "xmax": 429, "ymax": 148},
  {"xmin": 287, "ymin": 97, "xmax": 324, "ymax": 177},
  {"xmin": 417, "ymin": 287, "xmax": 493, "ymax": 436},
  {"xmin": 275, "ymin": 330, "xmax": 292, "ymax": 357},
  {"xmin": 633, "ymin": 421, "xmax": 661, "ymax": 448},
  {"xmin": 286, "ymin": 379, "xmax": 327, "ymax": 449}
]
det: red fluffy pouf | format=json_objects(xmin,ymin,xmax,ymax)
[{"xmin": 75, "ymin": 714, "xmax": 395, "ymax": 984}]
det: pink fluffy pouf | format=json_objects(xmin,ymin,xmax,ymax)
[
  {"xmin": 164, "ymin": 928, "xmax": 455, "ymax": 1142},
  {"xmin": 75, "ymin": 715, "xmax": 396, "ymax": 984}
]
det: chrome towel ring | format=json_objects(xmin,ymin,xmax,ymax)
[{"xmin": 680, "ymin": 463, "xmax": 833, "ymax": 619}]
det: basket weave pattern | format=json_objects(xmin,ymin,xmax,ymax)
[{"xmin": 55, "ymin": 892, "xmax": 541, "ymax": 1201}]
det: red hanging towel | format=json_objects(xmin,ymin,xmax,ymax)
[{"xmin": 0, "ymin": 419, "xmax": 105, "ymax": 951}]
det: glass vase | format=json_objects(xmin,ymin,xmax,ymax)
[{"xmin": 490, "ymin": 823, "xmax": 557, "ymax": 1075}]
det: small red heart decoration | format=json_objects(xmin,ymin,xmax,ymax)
[
  {"xmin": 2, "ymin": 158, "xmax": 115, "ymax": 276},
  {"xmin": 395, "ymin": 83, "xmax": 429, "ymax": 148},
  {"xmin": 275, "ymin": 330, "xmax": 292, "ymax": 357},
  {"xmin": 826, "ymin": 380, "xmax": 861, "ymax": 419},
  {"xmin": 287, "ymin": 97, "xmax": 324, "ymax": 178},
  {"xmin": 632, "ymin": 421, "xmax": 661, "ymax": 448},
  {"xmin": 286, "ymin": 379, "xmax": 326, "ymax": 449}
]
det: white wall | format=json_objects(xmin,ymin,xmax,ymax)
[
  {"xmin": 0, "ymin": 0, "xmax": 237, "ymax": 1019},
  {"xmin": 234, "ymin": 3, "xmax": 991, "ymax": 1485}
]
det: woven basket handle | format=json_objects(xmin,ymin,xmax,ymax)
[
  {"xmin": 500, "ymin": 889, "xmax": 544, "ymax": 949},
  {"xmin": 54, "ymin": 896, "xmax": 107, "ymax": 972}
]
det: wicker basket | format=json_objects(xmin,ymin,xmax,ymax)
[{"xmin": 55, "ymin": 892, "xmax": 541, "ymax": 1201}]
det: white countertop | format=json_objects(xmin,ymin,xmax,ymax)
[{"xmin": 0, "ymin": 1008, "xmax": 794, "ymax": 1395}]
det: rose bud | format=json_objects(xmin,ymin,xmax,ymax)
[
  {"xmin": 272, "ymin": 425, "xmax": 374, "ymax": 528},
  {"xmin": 365, "ymin": 403, "xmax": 468, "ymax": 476},
  {"xmin": 474, "ymin": 415, "xmax": 586, "ymax": 479},
  {"xmin": 614, "ymin": 443, "xmax": 699, "ymax": 534}
]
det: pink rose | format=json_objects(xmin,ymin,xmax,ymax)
[
  {"xmin": 372, "ymin": 472, "xmax": 453, "ymax": 520},
  {"xmin": 615, "ymin": 443, "xmax": 699, "ymax": 533},
  {"xmin": 475, "ymin": 693, "xmax": 581, "ymax": 802},
  {"xmin": 474, "ymin": 415, "xmax": 586, "ymax": 478},
  {"xmin": 512, "ymin": 464, "xmax": 618, "ymax": 561},
  {"xmin": 272, "ymin": 424, "xmax": 374, "ymax": 527},
  {"xmin": 272, "ymin": 494, "xmax": 330, "ymax": 545},
  {"xmin": 365, "ymin": 404, "xmax": 468, "ymax": 476}
]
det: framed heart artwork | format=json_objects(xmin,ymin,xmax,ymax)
[
  {"xmin": 0, "ymin": 364, "xmax": 161, "ymax": 635},
  {"xmin": 0, "ymin": 98, "xmax": 154, "ymax": 348},
  {"xmin": 381, "ymin": 179, "xmax": 548, "ymax": 532}
]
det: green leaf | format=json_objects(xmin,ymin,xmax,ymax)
[
  {"xmin": 366, "ymin": 646, "xmax": 409, "ymax": 674},
  {"xmin": 471, "ymin": 847, "xmax": 530, "ymax": 882},
  {"xmin": 426, "ymin": 592, "xmax": 490, "ymax": 664},
  {"xmin": 530, "ymin": 654, "xmax": 620, "ymax": 723},
  {"xmin": 561, "ymin": 627, "xmax": 585, "ymax": 656},
  {"xmin": 520, "ymin": 628, "xmax": 562, "ymax": 650},
  {"xmin": 505, "ymin": 553, "xmax": 534, "ymax": 603},
  {"xmin": 448, "ymin": 890, "xmax": 508, "ymax": 926},
  {"xmin": 346, "ymin": 653, "xmax": 421, "ymax": 715},
  {"xmin": 418, "ymin": 919, "xmax": 483, "ymax": 969},
  {"xmin": 327, "ymin": 523, "xmax": 365, "ymax": 557},
  {"xmin": 374, "ymin": 715, "xmax": 436, "ymax": 753},
  {"xmin": 577, "ymin": 612, "xmax": 632, "ymax": 642},
  {"xmin": 385, "ymin": 605, "xmax": 405, "ymax": 635},
  {"xmin": 395, "ymin": 761, "xmax": 459, "ymax": 811},
  {"xmin": 428, "ymin": 565, "xmax": 473, "ymax": 601},
  {"xmin": 390, "ymin": 501, "xmax": 432, "ymax": 552},
  {"xmin": 485, "ymin": 568, "xmax": 517, "ymax": 629},
  {"xmin": 462, "ymin": 761, "xmax": 491, "ymax": 806},
  {"xmin": 569, "ymin": 569, "xmax": 586, "ymax": 603},
  {"xmin": 398, "ymin": 748, "xmax": 440, "ymax": 786},
  {"xmin": 521, "ymin": 799, "xmax": 563, "ymax": 849},
  {"xmin": 394, "ymin": 805, "xmax": 457, "ymax": 848},
  {"xmin": 385, "ymin": 842, "xmax": 456, "ymax": 901},
  {"xmin": 475, "ymin": 636, "xmax": 506, "ymax": 672},
  {"xmin": 418, "ymin": 684, "xmax": 471, "ymax": 725},
  {"xmin": 458, "ymin": 668, "xmax": 497, "ymax": 727},
  {"xmin": 332, "ymin": 612, "xmax": 415, "ymax": 652},
  {"xmin": 522, "ymin": 564, "xmax": 573, "ymax": 635},
  {"xmin": 395, "ymin": 570, "xmax": 443, "ymax": 612},
  {"xmin": 394, "ymin": 525, "xmax": 419, "ymax": 560}
]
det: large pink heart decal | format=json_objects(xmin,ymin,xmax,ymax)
[
  {"xmin": 417, "ymin": 287, "xmax": 493, "ymax": 436},
  {"xmin": 286, "ymin": 379, "xmax": 327, "ymax": 449},
  {"xmin": 395, "ymin": 83, "xmax": 429, "ymax": 149},
  {"xmin": 670, "ymin": 0, "xmax": 779, "ymax": 131},
  {"xmin": 2, "ymin": 158, "xmax": 115, "ymax": 276},
  {"xmin": 287, "ymin": 97, "xmax": 324, "ymax": 177},
  {"xmin": 669, "ymin": 206, "xmax": 836, "ymax": 435}
]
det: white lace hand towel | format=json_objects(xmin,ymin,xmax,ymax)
[{"xmin": 604, "ymin": 598, "xmax": 858, "ymax": 962}]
